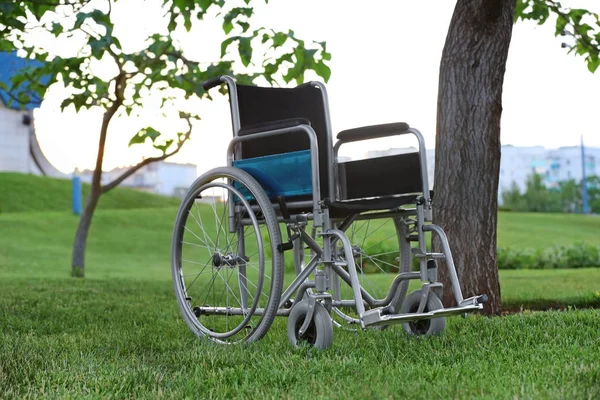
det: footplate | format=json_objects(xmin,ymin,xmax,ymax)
[{"xmin": 362, "ymin": 303, "xmax": 483, "ymax": 327}]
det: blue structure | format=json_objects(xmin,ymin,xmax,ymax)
[
  {"xmin": 0, "ymin": 51, "xmax": 49, "ymax": 110},
  {"xmin": 72, "ymin": 174, "xmax": 82, "ymax": 215}
]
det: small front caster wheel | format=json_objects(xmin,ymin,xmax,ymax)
[
  {"xmin": 287, "ymin": 300, "xmax": 333, "ymax": 349},
  {"xmin": 400, "ymin": 290, "xmax": 446, "ymax": 336}
]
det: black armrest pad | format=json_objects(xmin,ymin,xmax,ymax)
[
  {"xmin": 336, "ymin": 122, "xmax": 410, "ymax": 141},
  {"xmin": 239, "ymin": 118, "xmax": 311, "ymax": 136}
]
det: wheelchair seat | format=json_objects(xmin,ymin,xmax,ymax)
[{"xmin": 231, "ymin": 81, "xmax": 428, "ymax": 218}]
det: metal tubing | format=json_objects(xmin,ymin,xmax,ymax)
[
  {"xmin": 331, "ymin": 263, "xmax": 420, "ymax": 308},
  {"xmin": 292, "ymin": 281, "xmax": 316, "ymax": 309},
  {"xmin": 237, "ymin": 224, "xmax": 248, "ymax": 309},
  {"xmin": 309, "ymin": 81, "xmax": 336, "ymax": 201},
  {"xmin": 292, "ymin": 235, "xmax": 304, "ymax": 276},
  {"xmin": 422, "ymin": 224, "xmax": 465, "ymax": 304},
  {"xmin": 416, "ymin": 204, "xmax": 428, "ymax": 282},
  {"xmin": 407, "ymin": 128, "xmax": 432, "ymax": 221},
  {"xmin": 299, "ymin": 228, "xmax": 324, "ymax": 256},
  {"xmin": 279, "ymin": 255, "xmax": 320, "ymax": 308},
  {"xmin": 324, "ymin": 229, "xmax": 366, "ymax": 320},
  {"xmin": 196, "ymin": 306, "xmax": 292, "ymax": 317},
  {"xmin": 221, "ymin": 76, "xmax": 241, "ymax": 136}
]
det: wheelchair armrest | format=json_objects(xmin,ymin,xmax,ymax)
[
  {"xmin": 238, "ymin": 118, "xmax": 311, "ymax": 136},
  {"xmin": 336, "ymin": 122, "xmax": 410, "ymax": 142}
]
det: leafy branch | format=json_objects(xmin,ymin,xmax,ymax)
[{"xmin": 516, "ymin": 0, "xmax": 600, "ymax": 72}]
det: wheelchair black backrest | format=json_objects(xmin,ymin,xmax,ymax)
[{"xmin": 235, "ymin": 83, "xmax": 332, "ymax": 201}]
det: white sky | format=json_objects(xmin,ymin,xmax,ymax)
[{"xmin": 32, "ymin": 0, "xmax": 600, "ymax": 174}]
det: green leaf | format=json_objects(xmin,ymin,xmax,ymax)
[
  {"xmin": 569, "ymin": 9, "xmax": 587, "ymax": 25},
  {"xmin": 199, "ymin": 0, "xmax": 212, "ymax": 11},
  {"xmin": 586, "ymin": 55, "xmax": 600, "ymax": 73},
  {"xmin": 272, "ymin": 32, "xmax": 287, "ymax": 48},
  {"xmin": 554, "ymin": 16, "xmax": 568, "ymax": 37},
  {"xmin": 220, "ymin": 37, "xmax": 236, "ymax": 57},
  {"xmin": 129, "ymin": 127, "xmax": 162, "ymax": 147},
  {"xmin": 51, "ymin": 22, "xmax": 63, "ymax": 37},
  {"xmin": 239, "ymin": 21, "xmax": 250, "ymax": 33},
  {"xmin": 238, "ymin": 37, "xmax": 252, "ymax": 67},
  {"xmin": 313, "ymin": 61, "xmax": 331, "ymax": 82},
  {"xmin": 153, "ymin": 139, "xmax": 173, "ymax": 155},
  {"xmin": 89, "ymin": 38, "xmax": 107, "ymax": 60},
  {"xmin": 223, "ymin": 19, "xmax": 233, "ymax": 34},
  {"xmin": 74, "ymin": 12, "xmax": 90, "ymax": 30}
]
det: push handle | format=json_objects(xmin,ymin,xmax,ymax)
[{"xmin": 202, "ymin": 76, "xmax": 223, "ymax": 91}]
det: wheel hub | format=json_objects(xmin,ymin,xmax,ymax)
[
  {"xmin": 212, "ymin": 252, "xmax": 248, "ymax": 269},
  {"xmin": 351, "ymin": 245, "xmax": 362, "ymax": 258}
]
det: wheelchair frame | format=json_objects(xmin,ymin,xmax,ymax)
[{"xmin": 172, "ymin": 75, "xmax": 486, "ymax": 348}]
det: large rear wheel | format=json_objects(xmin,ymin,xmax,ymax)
[{"xmin": 171, "ymin": 167, "xmax": 284, "ymax": 344}]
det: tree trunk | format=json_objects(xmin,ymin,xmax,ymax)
[
  {"xmin": 71, "ymin": 183, "xmax": 101, "ymax": 277},
  {"xmin": 434, "ymin": 0, "xmax": 515, "ymax": 315}
]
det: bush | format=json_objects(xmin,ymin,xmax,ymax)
[
  {"xmin": 497, "ymin": 243, "xmax": 600, "ymax": 270},
  {"xmin": 284, "ymin": 240, "xmax": 600, "ymax": 273}
]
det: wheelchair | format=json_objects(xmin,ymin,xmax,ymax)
[{"xmin": 171, "ymin": 75, "xmax": 487, "ymax": 349}]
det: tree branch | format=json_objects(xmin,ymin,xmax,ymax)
[
  {"xmin": 89, "ymin": 71, "xmax": 127, "ymax": 190},
  {"xmin": 546, "ymin": 0, "xmax": 599, "ymax": 56},
  {"xmin": 100, "ymin": 116, "xmax": 194, "ymax": 194}
]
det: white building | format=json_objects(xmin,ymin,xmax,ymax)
[
  {"xmin": 0, "ymin": 52, "xmax": 67, "ymax": 178},
  {"xmin": 545, "ymin": 146, "xmax": 600, "ymax": 188},
  {"xmin": 498, "ymin": 146, "xmax": 547, "ymax": 194},
  {"xmin": 81, "ymin": 161, "xmax": 197, "ymax": 197}
]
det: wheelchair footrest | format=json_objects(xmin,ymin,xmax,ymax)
[{"xmin": 362, "ymin": 303, "xmax": 483, "ymax": 327}]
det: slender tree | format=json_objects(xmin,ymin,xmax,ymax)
[{"xmin": 1, "ymin": 0, "xmax": 331, "ymax": 277}]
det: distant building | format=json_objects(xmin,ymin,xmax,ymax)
[
  {"xmin": 498, "ymin": 146, "xmax": 547, "ymax": 194},
  {"xmin": 0, "ymin": 52, "xmax": 65, "ymax": 178},
  {"xmin": 545, "ymin": 146, "xmax": 600, "ymax": 188},
  {"xmin": 80, "ymin": 161, "xmax": 197, "ymax": 197}
]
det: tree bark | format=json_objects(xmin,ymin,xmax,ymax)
[
  {"xmin": 434, "ymin": 0, "xmax": 515, "ymax": 315},
  {"xmin": 71, "ymin": 183, "xmax": 101, "ymax": 277}
]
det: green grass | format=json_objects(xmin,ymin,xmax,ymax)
[
  {"xmin": 2, "ymin": 206, "xmax": 600, "ymax": 397},
  {"xmin": 497, "ymin": 211, "xmax": 600, "ymax": 249},
  {"xmin": 0, "ymin": 172, "xmax": 181, "ymax": 214},
  {"xmin": 1, "ymin": 277, "xmax": 599, "ymax": 399},
  {"xmin": 2, "ymin": 207, "xmax": 600, "ymax": 307}
]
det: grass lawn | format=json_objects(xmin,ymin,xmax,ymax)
[
  {"xmin": 1, "ymin": 206, "xmax": 600, "ymax": 398},
  {"xmin": 1, "ymin": 277, "xmax": 598, "ymax": 399},
  {"xmin": 497, "ymin": 211, "xmax": 600, "ymax": 249}
]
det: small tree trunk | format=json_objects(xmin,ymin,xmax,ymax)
[
  {"xmin": 71, "ymin": 181, "xmax": 101, "ymax": 277},
  {"xmin": 434, "ymin": 0, "xmax": 515, "ymax": 315}
]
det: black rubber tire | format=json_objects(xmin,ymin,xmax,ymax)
[
  {"xmin": 400, "ymin": 290, "xmax": 446, "ymax": 336},
  {"xmin": 287, "ymin": 300, "xmax": 333, "ymax": 350}
]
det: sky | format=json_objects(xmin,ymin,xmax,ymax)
[{"xmin": 31, "ymin": 0, "xmax": 600, "ymax": 175}]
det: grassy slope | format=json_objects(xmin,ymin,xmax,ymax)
[{"xmin": 0, "ymin": 172, "xmax": 181, "ymax": 213}]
